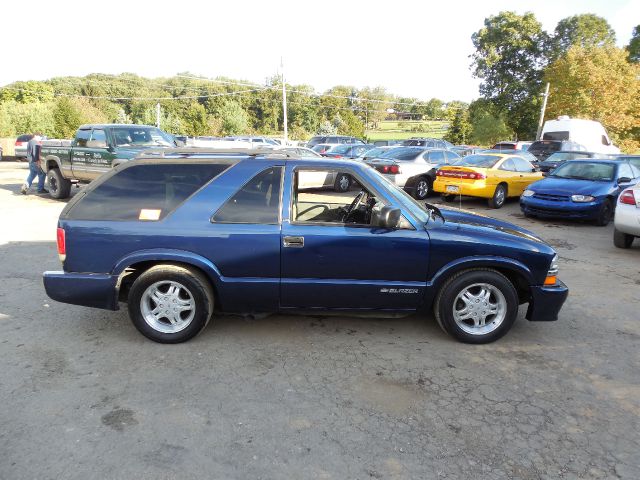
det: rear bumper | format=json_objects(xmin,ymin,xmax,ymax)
[
  {"xmin": 525, "ymin": 279, "xmax": 568, "ymax": 322},
  {"xmin": 43, "ymin": 271, "xmax": 119, "ymax": 310},
  {"xmin": 433, "ymin": 179, "xmax": 493, "ymax": 198}
]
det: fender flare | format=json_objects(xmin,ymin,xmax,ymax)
[
  {"xmin": 43, "ymin": 155, "xmax": 62, "ymax": 173},
  {"xmin": 424, "ymin": 255, "xmax": 535, "ymax": 305},
  {"xmin": 112, "ymin": 249, "xmax": 224, "ymax": 290}
]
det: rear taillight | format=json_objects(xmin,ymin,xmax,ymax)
[
  {"xmin": 57, "ymin": 227, "xmax": 66, "ymax": 262},
  {"xmin": 379, "ymin": 165, "xmax": 400, "ymax": 174},
  {"xmin": 620, "ymin": 189, "xmax": 636, "ymax": 206},
  {"xmin": 15, "ymin": 141, "xmax": 23, "ymax": 146},
  {"xmin": 437, "ymin": 170, "xmax": 485, "ymax": 180}
]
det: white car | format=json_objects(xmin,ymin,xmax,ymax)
[{"xmin": 613, "ymin": 182, "xmax": 640, "ymax": 248}]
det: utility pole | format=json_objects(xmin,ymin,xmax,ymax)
[
  {"xmin": 156, "ymin": 102, "xmax": 161, "ymax": 128},
  {"xmin": 536, "ymin": 83, "xmax": 550, "ymax": 140},
  {"xmin": 281, "ymin": 57, "xmax": 288, "ymax": 143}
]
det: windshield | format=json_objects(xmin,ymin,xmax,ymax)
[
  {"xmin": 368, "ymin": 168, "xmax": 430, "ymax": 225},
  {"xmin": 112, "ymin": 127, "xmax": 174, "ymax": 147},
  {"xmin": 451, "ymin": 154, "xmax": 501, "ymax": 168},
  {"xmin": 330, "ymin": 145, "xmax": 351, "ymax": 154},
  {"xmin": 380, "ymin": 147, "xmax": 423, "ymax": 161},
  {"xmin": 361, "ymin": 147, "xmax": 386, "ymax": 158},
  {"xmin": 529, "ymin": 141, "xmax": 561, "ymax": 155},
  {"xmin": 545, "ymin": 152, "xmax": 583, "ymax": 162},
  {"xmin": 550, "ymin": 162, "xmax": 615, "ymax": 181}
]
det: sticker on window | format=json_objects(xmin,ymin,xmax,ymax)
[{"xmin": 139, "ymin": 209, "xmax": 162, "ymax": 221}]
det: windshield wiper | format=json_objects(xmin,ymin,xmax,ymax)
[{"xmin": 424, "ymin": 202, "xmax": 445, "ymax": 223}]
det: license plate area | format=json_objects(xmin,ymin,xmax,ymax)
[{"xmin": 445, "ymin": 185, "xmax": 460, "ymax": 193}]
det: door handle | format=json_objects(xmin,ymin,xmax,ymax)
[{"xmin": 283, "ymin": 236, "xmax": 304, "ymax": 248}]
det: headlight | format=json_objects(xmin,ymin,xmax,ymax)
[
  {"xmin": 571, "ymin": 195, "xmax": 595, "ymax": 202},
  {"xmin": 522, "ymin": 189, "xmax": 535, "ymax": 197},
  {"xmin": 544, "ymin": 254, "xmax": 559, "ymax": 285}
]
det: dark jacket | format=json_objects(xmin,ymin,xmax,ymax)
[{"xmin": 26, "ymin": 137, "xmax": 41, "ymax": 163}]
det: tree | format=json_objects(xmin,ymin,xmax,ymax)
[
  {"xmin": 468, "ymin": 99, "xmax": 514, "ymax": 146},
  {"xmin": 183, "ymin": 102, "xmax": 209, "ymax": 136},
  {"xmin": 471, "ymin": 11, "xmax": 548, "ymax": 138},
  {"xmin": 218, "ymin": 100, "xmax": 249, "ymax": 135},
  {"xmin": 550, "ymin": 14, "xmax": 616, "ymax": 60},
  {"xmin": 627, "ymin": 25, "xmax": 640, "ymax": 63},
  {"xmin": 444, "ymin": 107, "xmax": 472, "ymax": 144},
  {"xmin": 0, "ymin": 101, "xmax": 56, "ymax": 137},
  {"xmin": 544, "ymin": 45, "xmax": 640, "ymax": 152},
  {"xmin": 316, "ymin": 120, "xmax": 337, "ymax": 135}
]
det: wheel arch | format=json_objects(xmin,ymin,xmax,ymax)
[{"xmin": 44, "ymin": 156, "xmax": 62, "ymax": 173}]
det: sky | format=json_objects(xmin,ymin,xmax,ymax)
[{"xmin": 1, "ymin": 0, "xmax": 638, "ymax": 102}]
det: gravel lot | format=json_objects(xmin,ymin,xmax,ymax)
[{"xmin": 0, "ymin": 161, "xmax": 638, "ymax": 479}]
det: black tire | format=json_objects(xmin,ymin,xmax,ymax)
[
  {"xmin": 127, "ymin": 264, "xmax": 214, "ymax": 343},
  {"xmin": 434, "ymin": 269, "xmax": 519, "ymax": 344},
  {"xmin": 488, "ymin": 184, "xmax": 507, "ymax": 209},
  {"xmin": 47, "ymin": 168, "xmax": 72, "ymax": 199},
  {"xmin": 595, "ymin": 199, "xmax": 613, "ymax": 226},
  {"xmin": 334, "ymin": 173, "xmax": 351, "ymax": 192},
  {"xmin": 411, "ymin": 176, "xmax": 432, "ymax": 200},
  {"xmin": 441, "ymin": 194, "xmax": 455, "ymax": 202},
  {"xmin": 613, "ymin": 228, "xmax": 634, "ymax": 248}
]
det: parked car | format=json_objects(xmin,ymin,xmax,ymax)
[
  {"xmin": 311, "ymin": 143, "xmax": 335, "ymax": 155},
  {"xmin": 615, "ymin": 155, "xmax": 640, "ymax": 170},
  {"xmin": 365, "ymin": 147, "xmax": 461, "ymax": 200},
  {"xmin": 613, "ymin": 182, "xmax": 640, "ymax": 248},
  {"xmin": 433, "ymin": 152, "xmax": 542, "ymax": 208},
  {"xmin": 14, "ymin": 134, "xmax": 34, "ymax": 159},
  {"xmin": 527, "ymin": 140, "xmax": 587, "ymax": 163},
  {"xmin": 306, "ymin": 135, "xmax": 365, "ymax": 148},
  {"xmin": 402, "ymin": 138, "xmax": 454, "ymax": 149},
  {"xmin": 43, "ymin": 148, "xmax": 568, "ymax": 344},
  {"xmin": 277, "ymin": 147, "xmax": 323, "ymax": 157},
  {"xmin": 481, "ymin": 149, "xmax": 540, "ymax": 168},
  {"xmin": 520, "ymin": 159, "xmax": 640, "ymax": 226},
  {"xmin": 322, "ymin": 144, "xmax": 375, "ymax": 159},
  {"xmin": 41, "ymin": 124, "xmax": 178, "ymax": 199},
  {"xmin": 451, "ymin": 145, "xmax": 484, "ymax": 157},
  {"xmin": 538, "ymin": 151, "xmax": 606, "ymax": 173},
  {"xmin": 226, "ymin": 136, "xmax": 280, "ymax": 146},
  {"xmin": 540, "ymin": 116, "xmax": 620, "ymax": 155},
  {"xmin": 372, "ymin": 140, "xmax": 404, "ymax": 147},
  {"xmin": 491, "ymin": 141, "xmax": 533, "ymax": 151},
  {"xmin": 358, "ymin": 146, "xmax": 399, "ymax": 162}
]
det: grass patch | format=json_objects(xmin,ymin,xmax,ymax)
[{"xmin": 366, "ymin": 120, "xmax": 449, "ymax": 140}]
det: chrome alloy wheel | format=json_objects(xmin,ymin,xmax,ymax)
[
  {"xmin": 338, "ymin": 174, "xmax": 350, "ymax": 191},
  {"xmin": 452, "ymin": 283, "xmax": 507, "ymax": 335},
  {"xmin": 494, "ymin": 187, "xmax": 505, "ymax": 206},
  {"xmin": 416, "ymin": 179, "xmax": 429, "ymax": 198},
  {"xmin": 140, "ymin": 281, "xmax": 196, "ymax": 334}
]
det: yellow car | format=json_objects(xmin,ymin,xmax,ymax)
[{"xmin": 433, "ymin": 152, "xmax": 543, "ymax": 208}]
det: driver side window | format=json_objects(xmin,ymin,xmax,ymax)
[{"xmin": 292, "ymin": 169, "xmax": 379, "ymax": 226}]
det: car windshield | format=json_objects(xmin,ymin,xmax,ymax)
[
  {"xmin": 550, "ymin": 162, "xmax": 615, "ymax": 181},
  {"xmin": 368, "ymin": 168, "xmax": 431, "ymax": 225},
  {"xmin": 380, "ymin": 147, "xmax": 423, "ymax": 161},
  {"xmin": 112, "ymin": 127, "xmax": 173, "ymax": 147},
  {"xmin": 529, "ymin": 142, "xmax": 561, "ymax": 154},
  {"xmin": 361, "ymin": 147, "xmax": 386, "ymax": 158},
  {"xmin": 330, "ymin": 145, "xmax": 351, "ymax": 154},
  {"xmin": 545, "ymin": 152, "xmax": 583, "ymax": 162},
  {"xmin": 451, "ymin": 154, "xmax": 501, "ymax": 168}
]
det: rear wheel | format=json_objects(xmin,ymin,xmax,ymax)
[
  {"xmin": 595, "ymin": 199, "xmax": 613, "ymax": 226},
  {"xmin": 334, "ymin": 173, "xmax": 351, "ymax": 192},
  {"xmin": 488, "ymin": 184, "xmax": 507, "ymax": 209},
  {"xmin": 47, "ymin": 168, "xmax": 72, "ymax": 199},
  {"xmin": 412, "ymin": 177, "xmax": 432, "ymax": 200},
  {"xmin": 127, "ymin": 264, "xmax": 214, "ymax": 343},
  {"xmin": 434, "ymin": 269, "xmax": 518, "ymax": 344},
  {"xmin": 613, "ymin": 228, "xmax": 634, "ymax": 248}
]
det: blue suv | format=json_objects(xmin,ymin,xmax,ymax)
[{"xmin": 43, "ymin": 150, "xmax": 568, "ymax": 344}]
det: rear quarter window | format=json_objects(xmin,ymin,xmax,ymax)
[{"xmin": 66, "ymin": 163, "xmax": 230, "ymax": 221}]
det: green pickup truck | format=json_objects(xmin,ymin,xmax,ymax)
[{"xmin": 42, "ymin": 124, "xmax": 177, "ymax": 199}]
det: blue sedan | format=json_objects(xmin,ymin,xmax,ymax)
[{"xmin": 520, "ymin": 159, "xmax": 640, "ymax": 225}]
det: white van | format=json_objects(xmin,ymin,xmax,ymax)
[{"xmin": 540, "ymin": 116, "xmax": 620, "ymax": 154}]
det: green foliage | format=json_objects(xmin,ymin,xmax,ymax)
[
  {"xmin": 444, "ymin": 107, "xmax": 472, "ymax": 144},
  {"xmin": 471, "ymin": 11, "xmax": 547, "ymax": 138},
  {"xmin": 0, "ymin": 81, "xmax": 55, "ymax": 104},
  {"xmin": 53, "ymin": 98, "xmax": 85, "ymax": 138},
  {"xmin": 549, "ymin": 14, "xmax": 616, "ymax": 61},
  {"xmin": 218, "ymin": 100, "xmax": 250, "ymax": 135},
  {"xmin": 184, "ymin": 103, "xmax": 209, "ymax": 136},
  {"xmin": 0, "ymin": 101, "xmax": 56, "ymax": 137},
  {"xmin": 316, "ymin": 120, "xmax": 337, "ymax": 135},
  {"xmin": 628, "ymin": 25, "xmax": 640, "ymax": 63},
  {"xmin": 467, "ymin": 99, "xmax": 514, "ymax": 145}
]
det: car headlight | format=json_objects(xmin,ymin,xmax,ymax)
[
  {"xmin": 544, "ymin": 254, "xmax": 559, "ymax": 285},
  {"xmin": 522, "ymin": 189, "xmax": 535, "ymax": 197},
  {"xmin": 571, "ymin": 195, "xmax": 595, "ymax": 202}
]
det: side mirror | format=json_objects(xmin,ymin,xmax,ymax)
[
  {"xmin": 378, "ymin": 206, "xmax": 401, "ymax": 229},
  {"xmin": 618, "ymin": 177, "xmax": 632, "ymax": 184}
]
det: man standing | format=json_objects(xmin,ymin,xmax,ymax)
[{"xmin": 20, "ymin": 133, "xmax": 48, "ymax": 195}]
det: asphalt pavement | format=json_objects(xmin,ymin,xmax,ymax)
[{"xmin": 0, "ymin": 161, "xmax": 638, "ymax": 479}]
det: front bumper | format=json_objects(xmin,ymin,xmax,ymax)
[
  {"xmin": 525, "ymin": 279, "xmax": 568, "ymax": 322},
  {"xmin": 43, "ymin": 271, "xmax": 119, "ymax": 310},
  {"xmin": 520, "ymin": 197, "xmax": 601, "ymax": 219}
]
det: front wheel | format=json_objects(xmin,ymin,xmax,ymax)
[
  {"xmin": 334, "ymin": 173, "xmax": 351, "ymax": 192},
  {"xmin": 127, "ymin": 264, "xmax": 214, "ymax": 343},
  {"xmin": 488, "ymin": 184, "xmax": 507, "ymax": 209},
  {"xmin": 613, "ymin": 228, "xmax": 634, "ymax": 248},
  {"xmin": 595, "ymin": 199, "xmax": 613, "ymax": 226},
  {"xmin": 434, "ymin": 269, "xmax": 519, "ymax": 344},
  {"xmin": 46, "ymin": 168, "xmax": 72, "ymax": 199}
]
